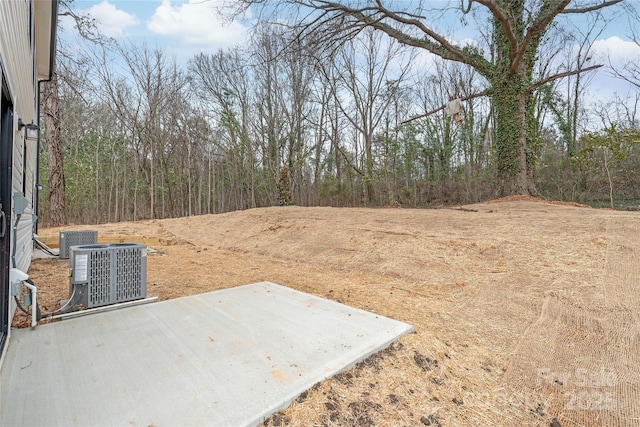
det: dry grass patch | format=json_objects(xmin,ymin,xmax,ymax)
[{"xmin": 19, "ymin": 200, "xmax": 640, "ymax": 426}]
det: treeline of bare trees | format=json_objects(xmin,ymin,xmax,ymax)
[{"xmin": 38, "ymin": 22, "xmax": 640, "ymax": 226}]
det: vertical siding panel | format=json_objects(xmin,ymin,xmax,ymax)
[{"xmin": 0, "ymin": 0, "xmax": 47, "ymax": 324}]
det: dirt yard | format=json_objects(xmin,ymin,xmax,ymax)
[{"xmin": 19, "ymin": 197, "xmax": 640, "ymax": 426}]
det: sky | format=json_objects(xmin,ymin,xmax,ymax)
[
  {"xmin": 62, "ymin": 0, "xmax": 640, "ymax": 119},
  {"xmin": 63, "ymin": 0, "xmax": 253, "ymax": 57}
]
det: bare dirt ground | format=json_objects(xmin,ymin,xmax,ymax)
[{"xmin": 17, "ymin": 197, "xmax": 640, "ymax": 426}]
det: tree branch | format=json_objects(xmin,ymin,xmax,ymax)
[
  {"xmin": 59, "ymin": 1, "xmax": 112, "ymax": 45},
  {"xmin": 309, "ymin": 1, "xmax": 492, "ymax": 74},
  {"xmin": 474, "ymin": 0, "xmax": 518, "ymax": 61},
  {"xmin": 528, "ymin": 64, "xmax": 603, "ymax": 92},
  {"xmin": 336, "ymin": 142, "xmax": 364, "ymax": 176},
  {"xmin": 511, "ymin": 0, "xmax": 571, "ymax": 72},
  {"xmin": 401, "ymin": 90, "xmax": 490, "ymax": 124},
  {"xmin": 560, "ymin": 0, "xmax": 624, "ymax": 14},
  {"xmin": 609, "ymin": 62, "xmax": 640, "ymax": 90},
  {"xmin": 461, "ymin": 0, "xmax": 474, "ymax": 14},
  {"xmin": 514, "ymin": 0, "xmax": 623, "ymax": 72}
]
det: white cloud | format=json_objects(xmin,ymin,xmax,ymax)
[
  {"xmin": 147, "ymin": 0, "xmax": 251, "ymax": 48},
  {"xmin": 591, "ymin": 36, "xmax": 640, "ymax": 65},
  {"xmin": 83, "ymin": 0, "xmax": 140, "ymax": 38}
]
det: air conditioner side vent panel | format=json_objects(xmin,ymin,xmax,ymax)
[{"xmin": 59, "ymin": 231, "xmax": 98, "ymax": 259}]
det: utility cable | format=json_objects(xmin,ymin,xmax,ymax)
[
  {"xmin": 34, "ymin": 237, "xmax": 59, "ymax": 256},
  {"xmin": 14, "ymin": 295, "xmax": 31, "ymax": 315},
  {"xmin": 41, "ymin": 284, "xmax": 78, "ymax": 318},
  {"xmin": 14, "ymin": 279, "xmax": 79, "ymax": 319}
]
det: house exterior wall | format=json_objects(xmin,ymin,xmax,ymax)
[
  {"xmin": 0, "ymin": 0, "xmax": 38, "ymax": 310},
  {"xmin": 0, "ymin": 0, "xmax": 57, "ymax": 367}
]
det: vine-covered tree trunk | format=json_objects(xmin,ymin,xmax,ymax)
[
  {"xmin": 42, "ymin": 74, "xmax": 67, "ymax": 226},
  {"xmin": 492, "ymin": 68, "xmax": 536, "ymax": 196},
  {"xmin": 491, "ymin": 2, "xmax": 539, "ymax": 198}
]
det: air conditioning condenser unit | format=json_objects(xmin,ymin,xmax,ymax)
[
  {"xmin": 68, "ymin": 243, "xmax": 147, "ymax": 310},
  {"xmin": 59, "ymin": 230, "xmax": 98, "ymax": 259}
]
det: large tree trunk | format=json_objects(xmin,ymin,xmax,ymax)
[
  {"xmin": 42, "ymin": 74, "xmax": 67, "ymax": 226},
  {"xmin": 492, "ymin": 72, "xmax": 535, "ymax": 196},
  {"xmin": 491, "ymin": 7, "xmax": 539, "ymax": 198}
]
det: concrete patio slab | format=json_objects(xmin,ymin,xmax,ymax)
[{"xmin": 0, "ymin": 282, "xmax": 412, "ymax": 426}]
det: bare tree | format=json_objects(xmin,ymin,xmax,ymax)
[
  {"xmin": 251, "ymin": 27, "xmax": 286, "ymax": 204},
  {"xmin": 557, "ymin": 11, "xmax": 609, "ymax": 156},
  {"xmin": 41, "ymin": 1, "xmax": 112, "ymax": 226},
  {"xmin": 115, "ymin": 44, "xmax": 189, "ymax": 218},
  {"xmin": 189, "ymin": 49, "xmax": 257, "ymax": 210},
  {"xmin": 235, "ymin": 0, "xmax": 623, "ymax": 197},
  {"xmin": 323, "ymin": 28, "xmax": 412, "ymax": 202}
]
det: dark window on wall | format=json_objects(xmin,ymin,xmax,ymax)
[{"xmin": 0, "ymin": 71, "xmax": 14, "ymax": 355}]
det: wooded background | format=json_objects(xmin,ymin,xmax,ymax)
[{"xmin": 38, "ymin": 1, "xmax": 640, "ymax": 226}]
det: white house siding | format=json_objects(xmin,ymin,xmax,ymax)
[
  {"xmin": 11, "ymin": 127, "xmax": 35, "ymax": 275},
  {"xmin": 0, "ymin": 0, "xmax": 43, "ymax": 350}
]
